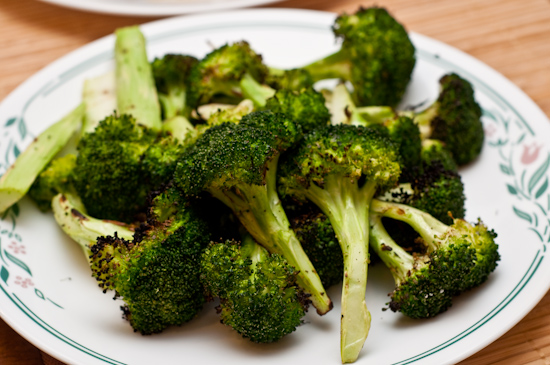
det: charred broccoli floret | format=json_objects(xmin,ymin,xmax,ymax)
[
  {"xmin": 278, "ymin": 124, "xmax": 401, "ymax": 363},
  {"xmin": 89, "ymin": 187, "xmax": 211, "ymax": 334},
  {"xmin": 201, "ymin": 236, "xmax": 308, "ymax": 343},
  {"xmin": 370, "ymin": 199, "xmax": 499, "ymax": 295},
  {"xmin": 174, "ymin": 111, "xmax": 332, "ymax": 315},
  {"xmin": 265, "ymin": 68, "xmax": 314, "ymax": 91},
  {"xmin": 302, "ymin": 7, "xmax": 416, "ymax": 106}
]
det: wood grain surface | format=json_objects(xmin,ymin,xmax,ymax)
[{"xmin": 0, "ymin": 0, "xmax": 549, "ymax": 364}]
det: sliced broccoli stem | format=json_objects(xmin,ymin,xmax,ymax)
[
  {"xmin": 82, "ymin": 71, "xmax": 117, "ymax": 135},
  {"xmin": 158, "ymin": 88, "xmax": 186, "ymax": 120},
  {"xmin": 0, "ymin": 104, "xmax": 85, "ymax": 214},
  {"xmin": 370, "ymin": 199, "xmax": 449, "ymax": 251},
  {"xmin": 51, "ymin": 193, "xmax": 134, "ymax": 259},
  {"xmin": 161, "ymin": 115, "xmax": 196, "ymax": 142},
  {"xmin": 115, "ymin": 26, "xmax": 162, "ymax": 131},
  {"xmin": 303, "ymin": 50, "xmax": 351, "ymax": 81},
  {"xmin": 239, "ymin": 72, "xmax": 275, "ymax": 107},
  {"xmin": 300, "ymin": 175, "xmax": 374, "ymax": 363},
  {"xmin": 369, "ymin": 213, "xmax": 414, "ymax": 284},
  {"xmin": 209, "ymin": 156, "xmax": 332, "ymax": 315}
]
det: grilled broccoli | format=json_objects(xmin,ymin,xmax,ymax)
[
  {"xmin": 421, "ymin": 139, "xmax": 458, "ymax": 172},
  {"xmin": 89, "ymin": 186, "xmax": 211, "ymax": 334},
  {"xmin": 265, "ymin": 68, "xmax": 314, "ymax": 91},
  {"xmin": 201, "ymin": 235, "xmax": 308, "ymax": 343},
  {"xmin": 174, "ymin": 111, "xmax": 332, "ymax": 315},
  {"xmin": 188, "ymin": 41, "xmax": 272, "ymax": 107},
  {"xmin": 302, "ymin": 7, "xmax": 416, "ymax": 106},
  {"xmin": 278, "ymin": 124, "xmax": 401, "ymax": 363},
  {"xmin": 370, "ymin": 199, "xmax": 499, "ymax": 294}
]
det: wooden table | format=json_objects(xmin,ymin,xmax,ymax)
[{"xmin": 1, "ymin": 0, "xmax": 549, "ymax": 363}]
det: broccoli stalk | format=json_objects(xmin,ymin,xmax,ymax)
[
  {"xmin": 115, "ymin": 26, "xmax": 162, "ymax": 131},
  {"xmin": 201, "ymin": 235, "xmax": 307, "ymax": 343},
  {"xmin": 369, "ymin": 213, "xmax": 455, "ymax": 318},
  {"xmin": 301, "ymin": 7, "xmax": 416, "ymax": 106},
  {"xmin": 370, "ymin": 198, "xmax": 499, "ymax": 293},
  {"xmin": 0, "ymin": 103, "xmax": 84, "ymax": 214},
  {"xmin": 82, "ymin": 71, "xmax": 117, "ymax": 134},
  {"xmin": 175, "ymin": 111, "xmax": 332, "ymax": 315},
  {"xmin": 51, "ymin": 193, "xmax": 134, "ymax": 258},
  {"xmin": 278, "ymin": 124, "xmax": 402, "ymax": 363}
]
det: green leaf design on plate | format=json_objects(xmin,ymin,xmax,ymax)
[
  {"xmin": 528, "ymin": 154, "xmax": 550, "ymax": 195},
  {"xmin": 513, "ymin": 206, "xmax": 533, "ymax": 223},
  {"xmin": 507, "ymin": 184, "xmax": 518, "ymax": 195},
  {"xmin": 13, "ymin": 145, "xmax": 20, "ymax": 158},
  {"xmin": 535, "ymin": 177, "xmax": 549, "ymax": 200},
  {"xmin": 4, "ymin": 250, "xmax": 31, "ymax": 276},
  {"xmin": 1, "ymin": 266, "xmax": 8, "ymax": 284},
  {"xmin": 18, "ymin": 119, "xmax": 27, "ymax": 139},
  {"xmin": 35, "ymin": 288, "xmax": 45, "ymax": 300},
  {"xmin": 500, "ymin": 164, "xmax": 512, "ymax": 175},
  {"xmin": 4, "ymin": 118, "xmax": 16, "ymax": 127}
]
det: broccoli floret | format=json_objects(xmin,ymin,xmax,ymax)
[
  {"xmin": 370, "ymin": 199, "xmax": 499, "ymax": 295},
  {"xmin": 201, "ymin": 236, "xmax": 308, "ymax": 343},
  {"xmin": 90, "ymin": 187, "xmax": 211, "ymax": 334},
  {"xmin": 369, "ymin": 213, "xmax": 457, "ymax": 318},
  {"xmin": 278, "ymin": 124, "xmax": 401, "ymax": 363},
  {"xmin": 287, "ymin": 203, "xmax": 343, "ymax": 288},
  {"xmin": 140, "ymin": 134, "xmax": 187, "ymax": 190},
  {"xmin": 73, "ymin": 114, "xmax": 156, "ymax": 222},
  {"xmin": 264, "ymin": 88, "xmax": 331, "ymax": 133},
  {"xmin": 302, "ymin": 7, "xmax": 415, "ymax": 106},
  {"xmin": 421, "ymin": 139, "xmax": 458, "ymax": 172},
  {"xmin": 152, "ymin": 54, "xmax": 199, "ymax": 120},
  {"xmin": 408, "ymin": 73, "xmax": 484, "ymax": 165},
  {"xmin": 174, "ymin": 111, "xmax": 332, "ymax": 315},
  {"xmin": 188, "ymin": 41, "xmax": 271, "ymax": 107},
  {"xmin": 265, "ymin": 68, "xmax": 314, "ymax": 91},
  {"xmin": 28, "ymin": 154, "xmax": 84, "ymax": 212}
]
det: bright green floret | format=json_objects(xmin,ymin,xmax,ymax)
[
  {"xmin": 28, "ymin": 154, "xmax": 82, "ymax": 212},
  {"xmin": 174, "ymin": 111, "xmax": 332, "ymax": 315},
  {"xmin": 264, "ymin": 87, "xmax": 331, "ymax": 133},
  {"xmin": 188, "ymin": 41, "xmax": 270, "ymax": 107},
  {"xmin": 278, "ymin": 124, "xmax": 401, "ymax": 363},
  {"xmin": 201, "ymin": 236, "xmax": 308, "ymax": 343},
  {"xmin": 370, "ymin": 199, "xmax": 499, "ymax": 297},
  {"xmin": 152, "ymin": 53, "xmax": 199, "ymax": 119},
  {"xmin": 90, "ymin": 187, "xmax": 211, "ymax": 334},
  {"xmin": 302, "ymin": 7, "xmax": 416, "ymax": 106}
]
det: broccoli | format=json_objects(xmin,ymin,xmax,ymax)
[
  {"xmin": 28, "ymin": 154, "xmax": 84, "ymax": 212},
  {"xmin": 188, "ymin": 41, "xmax": 272, "ymax": 107},
  {"xmin": 201, "ymin": 235, "xmax": 308, "ymax": 343},
  {"xmin": 278, "ymin": 124, "xmax": 401, "ymax": 363},
  {"xmin": 301, "ymin": 7, "xmax": 416, "ymax": 106},
  {"xmin": 368, "ymin": 213, "xmax": 458, "ymax": 318},
  {"xmin": 370, "ymin": 199, "xmax": 499, "ymax": 294},
  {"xmin": 115, "ymin": 26, "xmax": 161, "ymax": 131},
  {"xmin": 152, "ymin": 53, "xmax": 199, "ymax": 120},
  {"xmin": 401, "ymin": 73, "xmax": 484, "ymax": 165},
  {"xmin": 264, "ymin": 87, "xmax": 331, "ymax": 133},
  {"xmin": 89, "ymin": 186, "xmax": 211, "ymax": 334},
  {"xmin": 421, "ymin": 139, "xmax": 458, "ymax": 172},
  {"xmin": 287, "ymin": 202, "xmax": 343, "ymax": 288},
  {"xmin": 0, "ymin": 104, "xmax": 84, "ymax": 214},
  {"xmin": 265, "ymin": 68, "xmax": 314, "ymax": 91},
  {"xmin": 174, "ymin": 111, "xmax": 332, "ymax": 315}
]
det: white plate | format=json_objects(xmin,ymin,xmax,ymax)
[
  {"xmin": 39, "ymin": 0, "xmax": 282, "ymax": 16},
  {"xmin": 1, "ymin": 8, "xmax": 549, "ymax": 365}
]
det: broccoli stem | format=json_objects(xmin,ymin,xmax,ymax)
[
  {"xmin": 82, "ymin": 70, "xmax": 117, "ymax": 134},
  {"xmin": 51, "ymin": 193, "xmax": 134, "ymax": 259},
  {"xmin": 158, "ymin": 87, "xmax": 186, "ymax": 120},
  {"xmin": 370, "ymin": 199, "xmax": 449, "ymax": 251},
  {"xmin": 300, "ymin": 175, "xmax": 374, "ymax": 363},
  {"xmin": 0, "ymin": 104, "xmax": 85, "ymax": 214},
  {"xmin": 368, "ymin": 213, "xmax": 414, "ymax": 284},
  {"xmin": 161, "ymin": 116, "xmax": 196, "ymax": 142},
  {"xmin": 115, "ymin": 26, "xmax": 161, "ymax": 131},
  {"xmin": 302, "ymin": 50, "xmax": 351, "ymax": 81},
  {"xmin": 209, "ymin": 157, "xmax": 332, "ymax": 315},
  {"xmin": 239, "ymin": 73, "xmax": 275, "ymax": 107}
]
